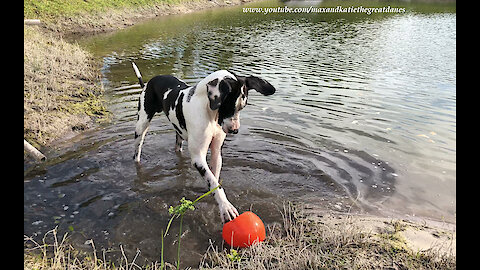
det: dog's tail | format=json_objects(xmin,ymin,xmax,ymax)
[{"xmin": 132, "ymin": 62, "xmax": 144, "ymax": 88}]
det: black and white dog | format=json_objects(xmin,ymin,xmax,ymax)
[{"xmin": 132, "ymin": 63, "xmax": 276, "ymax": 222}]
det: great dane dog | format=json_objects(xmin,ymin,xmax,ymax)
[{"xmin": 132, "ymin": 62, "xmax": 276, "ymax": 222}]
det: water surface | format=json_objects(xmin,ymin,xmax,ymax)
[{"xmin": 24, "ymin": 0, "xmax": 456, "ymax": 267}]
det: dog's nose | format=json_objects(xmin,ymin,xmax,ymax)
[{"xmin": 232, "ymin": 129, "xmax": 238, "ymax": 134}]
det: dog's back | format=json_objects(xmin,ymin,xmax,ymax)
[{"xmin": 141, "ymin": 75, "xmax": 188, "ymax": 118}]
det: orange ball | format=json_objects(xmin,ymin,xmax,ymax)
[{"xmin": 222, "ymin": 211, "xmax": 266, "ymax": 248}]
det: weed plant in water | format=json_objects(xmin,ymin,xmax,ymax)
[{"xmin": 161, "ymin": 182, "xmax": 222, "ymax": 270}]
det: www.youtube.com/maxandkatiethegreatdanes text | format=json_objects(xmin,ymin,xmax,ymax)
[{"xmin": 243, "ymin": 6, "xmax": 406, "ymax": 15}]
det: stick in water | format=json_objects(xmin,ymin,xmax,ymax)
[{"xmin": 24, "ymin": 139, "xmax": 46, "ymax": 161}]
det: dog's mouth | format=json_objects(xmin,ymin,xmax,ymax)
[
  {"xmin": 222, "ymin": 126, "xmax": 229, "ymax": 133},
  {"xmin": 222, "ymin": 125, "xmax": 231, "ymax": 134},
  {"xmin": 222, "ymin": 125, "xmax": 238, "ymax": 134}
]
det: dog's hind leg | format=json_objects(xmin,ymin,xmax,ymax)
[
  {"xmin": 133, "ymin": 115, "xmax": 151, "ymax": 163},
  {"xmin": 133, "ymin": 90, "xmax": 153, "ymax": 163},
  {"xmin": 175, "ymin": 132, "xmax": 184, "ymax": 152}
]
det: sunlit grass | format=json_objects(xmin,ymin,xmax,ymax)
[{"xmin": 24, "ymin": 0, "xmax": 188, "ymax": 21}]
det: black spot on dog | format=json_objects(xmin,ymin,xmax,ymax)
[
  {"xmin": 218, "ymin": 78, "xmax": 242, "ymax": 125},
  {"xmin": 137, "ymin": 99, "xmax": 141, "ymax": 121},
  {"xmin": 172, "ymin": 123, "xmax": 182, "ymax": 135},
  {"xmin": 163, "ymin": 89, "xmax": 180, "ymax": 118},
  {"xmin": 208, "ymin": 78, "xmax": 219, "ymax": 86},
  {"xmin": 176, "ymin": 92, "xmax": 187, "ymax": 131},
  {"xmin": 194, "ymin": 163, "xmax": 206, "ymax": 177},
  {"xmin": 187, "ymin": 85, "xmax": 196, "ymax": 102},
  {"xmin": 143, "ymin": 86, "xmax": 157, "ymax": 120},
  {"xmin": 220, "ymin": 140, "xmax": 225, "ymax": 150}
]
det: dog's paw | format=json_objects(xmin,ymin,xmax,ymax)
[{"xmin": 219, "ymin": 201, "xmax": 239, "ymax": 223}]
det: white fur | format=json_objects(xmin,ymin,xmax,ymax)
[{"xmin": 134, "ymin": 90, "xmax": 149, "ymax": 163}]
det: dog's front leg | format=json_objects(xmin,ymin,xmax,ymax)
[
  {"xmin": 209, "ymin": 131, "xmax": 226, "ymax": 180},
  {"xmin": 190, "ymin": 144, "xmax": 238, "ymax": 222}
]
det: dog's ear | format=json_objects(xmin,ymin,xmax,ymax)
[{"xmin": 235, "ymin": 75, "xmax": 276, "ymax": 96}]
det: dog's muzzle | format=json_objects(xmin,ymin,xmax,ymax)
[{"xmin": 222, "ymin": 125, "xmax": 238, "ymax": 134}]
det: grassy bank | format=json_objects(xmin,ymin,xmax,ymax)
[
  {"xmin": 25, "ymin": 0, "xmax": 183, "ymax": 36},
  {"xmin": 24, "ymin": 0, "xmax": 252, "ymax": 37},
  {"xmin": 24, "ymin": 26, "xmax": 108, "ymax": 148},
  {"xmin": 24, "ymin": 0, "xmax": 184, "ymax": 19},
  {"xmin": 24, "ymin": 203, "xmax": 455, "ymax": 270}
]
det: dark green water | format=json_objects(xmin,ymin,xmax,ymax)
[{"xmin": 25, "ymin": 0, "xmax": 455, "ymax": 267}]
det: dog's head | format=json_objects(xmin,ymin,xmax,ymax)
[{"xmin": 206, "ymin": 71, "xmax": 275, "ymax": 134}]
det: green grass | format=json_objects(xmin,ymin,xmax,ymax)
[{"xmin": 24, "ymin": 0, "xmax": 187, "ymax": 21}]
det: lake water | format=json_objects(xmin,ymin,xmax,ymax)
[{"xmin": 24, "ymin": 0, "xmax": 456, "ymax": 267}]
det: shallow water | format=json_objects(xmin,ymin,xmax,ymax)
[{"xmin": 24, "ymin": 0, "xmax": 455, "ymax": 267}]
